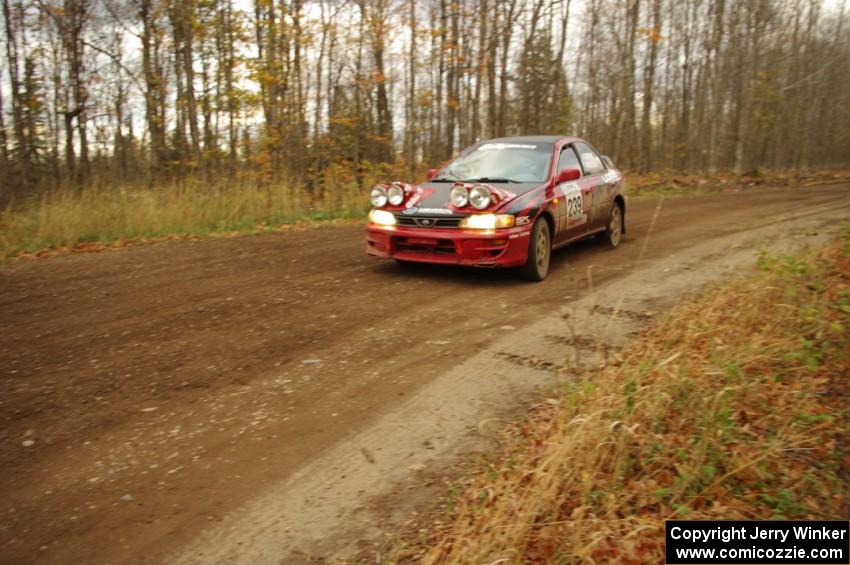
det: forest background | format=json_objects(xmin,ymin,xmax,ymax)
[{"xmin": 1, "ymin": 0, "xmax": 849, "ymax": 254}]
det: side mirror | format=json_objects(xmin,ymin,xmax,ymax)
[
  {"xmin": 556, "ymin": 168, "xmax": 581, "ymax": 184},
  {"xmin": 426, "ymin": 168, "xmax": 438, "ymax": 181},
  {"xmin": 601, "ymin": 155, "xmax": 614, "ymax": 169}
]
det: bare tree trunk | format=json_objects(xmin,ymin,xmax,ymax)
[
  {"xmin": 64, "ymin": 0, "xmax": 90, "ymax": 181},
  {"xmin": 733, "ymin": 2, "xmax": 752, "ymax": 175},
  {"xmin": 314, "ymin": 0, "xmax": 327, "ymax": 145},
  {"xmin": 496, "ymin": 0, "xmax": 517, "ymax": 136},
  {"xmin": 639, "ymin": 0, "xmax": 660, "ymax": 173},
  {"xmin": 360, "ymin": 0, "xmax": 393, "ymax": 162},
  {"xmin": 95, "ymin": 27, "xmax": 127, "ymax": 181},
  {"xmin": 405, "ymin": 0, "xmax": 417, "ymax": 174},
  {"xmin": 223, "ymin": 0, "xmax": 238, "ymax": 169},
  {"xmin": 444, "ymin": 0, "xmax": 459, "ymax": 155},
  {"xmin": 292, "ymin": 0, "xmax": 307, "ymax": 172},
  {"xmin": 171, "ymin": 4, "xmax": 188, "ymax": 174},
  {"xmin": 584, "ymin": 0, "xmax": 599, "ymax": 141},
  {"xmin": 485, "ymin": 1, "xmax": 498, "ymax": 137},
  {"xmin": 676, "ymin": 0, "xmax": 694, "ymax": 170},
  {"xmin": 137, "ymin": 0, "xmax": 167, "ymax": 171},
  {"xmin": 519, "ymin": 0, "xmax": 546, "ymax": 133},
  {"xmin": 353, "ymin": 11, "xmax": 364, "ymax": 178},
  {"xmin": 613, "ymin": 0, "xmax": 639, "ymax": 167},
  {"xmin": 3, "ymin": 0, "xmax": 30, "ymax": 188},
  {"xmin": 471, "ymin": 0, "xmax": 487, "ymax": 143},
  {"xmin": 325, "ymin": 4, "xmax": 337, "ymax": 136},
  {"xmin": 706, "ymin": 0, "xmax": 725, "ymax": 173},
  {"xmin": 551, "ymin": 0, "xmax": 571, "ymax": 130},
  {"xmin": 180, "ymin": 0, "xmax": 202, "ymax": 161},
  {"xmin": 0, "ymin": 59, "xmax": 7, "ymax": 171},
  {"xmin": 431, "ymin": 0, "xmax": 446, "ymax": 162}
]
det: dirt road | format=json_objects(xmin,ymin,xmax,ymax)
[{"xmin": 1, "ymin": 184, "xmax": 848, "ymax": 564}]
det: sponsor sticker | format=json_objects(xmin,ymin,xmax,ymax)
[
  {"xmin": 601, "ymin": 171, "xmax": 621, "ymax": 183},
  {"xmin": 516, "ymin": 215, "xmax": 531, "ymax": 226}
]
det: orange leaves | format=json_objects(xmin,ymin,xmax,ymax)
[
  {"xmin": 417, "ymin": 90, "xmax": 435, "ymax": 109},
  {"xmin": 370, "ymin": 69, "xmax": 388, "ymax": 85},
  {"xmin": 639, "ymin": 26, "xmax": 664, "ymax": 43}
]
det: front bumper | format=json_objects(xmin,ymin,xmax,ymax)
[{"xmin": 365, "ymin": 223, "xmax": 532, "ymax": 268}]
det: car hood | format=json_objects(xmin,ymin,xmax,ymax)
[{"xmin": 407, "ymin": 181, "xmax": 543, "ymax": 213}]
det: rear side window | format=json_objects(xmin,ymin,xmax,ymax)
[
  {"xmin": 557, "ymin": 147, "xmax": 582, "ymax": 176},
  {"xmin": 575, "ymin": 142, "xmax": 606, "ymax": 175}
]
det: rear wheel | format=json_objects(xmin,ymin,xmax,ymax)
[
  {"xmin": 599, "ymin": 203, "xmax": 623, "ymax": 248},
  {"xmin": 520, "ymin": 219, "xmax": 551, "ymax": 281}
]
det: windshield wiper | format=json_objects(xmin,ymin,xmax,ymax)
[
  {"xmin": 429, "ymin": 177, "xmax": 458, "ymax": 182},
  {"xmin": 463, "ymin": 177, "xmax": 521, "ymax": 183}
]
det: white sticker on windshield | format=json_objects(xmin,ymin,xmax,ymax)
[{"xmin": 477, "ymin": 143, "xmax": 537, "ymax": 151}]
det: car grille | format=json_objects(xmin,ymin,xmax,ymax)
[{"xmin": 394, "ymin": 215, "xmax": 463, "ymax": 228}]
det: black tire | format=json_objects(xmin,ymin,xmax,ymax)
[
  {"xmin": 520, "ymin": 218, "xmax": 551, "ymax": 281},
  {"xmin": 599, "ymin": 203, "xmax": 623, "ymax": 248}
]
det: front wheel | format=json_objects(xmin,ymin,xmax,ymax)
[
  {"xmin": 599, "ymin": 203, "xmax": 623, "ymax": 248},
  {"xmin": 520, "ymin": 219, "xmax": 551, "ymax": 281}
]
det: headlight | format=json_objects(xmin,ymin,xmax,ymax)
[
  {"xmin": 459, "ymin": 214, "xmax": 514, "ymax": 230},
  {"xmin": 370, "ymin": 185, "xmax": 388, "ymax": 207},
  {"xmin": 469, "ymin": 185, "xmax": 492, "ymax": 210},
  {"xmin": 388, "ymin": 184, "xmax": 405, "ymax": 206},
  {"xmin": 450, "ymin": 185, "xmax": 469, "ymax": 208},
  {"xmin": 368, "ymin": 209, "xmax": 397, "ymax": 227}
]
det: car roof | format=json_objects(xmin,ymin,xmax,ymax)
[{"xmin": 478, "ymin": 135, "xmax": 581, "ymax": 145}]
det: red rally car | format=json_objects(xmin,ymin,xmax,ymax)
[{"xmin": 365, "ymin": 135, "xmax": 625, "ymax": 281}]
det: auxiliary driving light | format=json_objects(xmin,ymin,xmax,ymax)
[
  {"xmin": 469, "ymin": 185, "xmax": 492, "ymax": 210},
  {"xmin": 450, "ymin": 185, "xmax": 469, "ymax": 208},
  {"xmin": 387, "ymin": 184, "xmax": 405, "ymax": 206},
  {"xmin": 370, "ymin": 185, "xmax": 388, "ymax": 208}
]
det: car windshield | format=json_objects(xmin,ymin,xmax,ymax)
[{"xmin": 437, "ymin": 142, "xmax": 553, "ymax": 183}]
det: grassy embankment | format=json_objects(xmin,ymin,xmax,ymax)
[
  {"xmin": 0, "ymin": 164, "xmax": 387, "ymax": 260},
  {"xmin": 625, "ymin": 168, "xmax": 850, "ymax": 199},
  {"xmin": 1, "ymin": 168, "xmax": 848, "ymax": 260},
  {"xmin": 392, "ymin": 231, "xmax": 849, "ymax": 564}
]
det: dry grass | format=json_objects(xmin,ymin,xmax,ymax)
[
  {"xmin": 625, "ymin": 168, "xmax": 850, "ymax": 199},
  {"xmin": 394, "ymin": 232, "xmax": 850, "ymax": 564},
  {"xmin": 2, "ymin": 167, "xmax": 848, "ymax": 261},
  {"xmin": 0, "ymin": 172, "xmax": 375, "ymax": 260}
]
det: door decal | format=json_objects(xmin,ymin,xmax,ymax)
[{"xmin": 561, "ymin": 182, "xmax": 586, "ymax": 225}]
